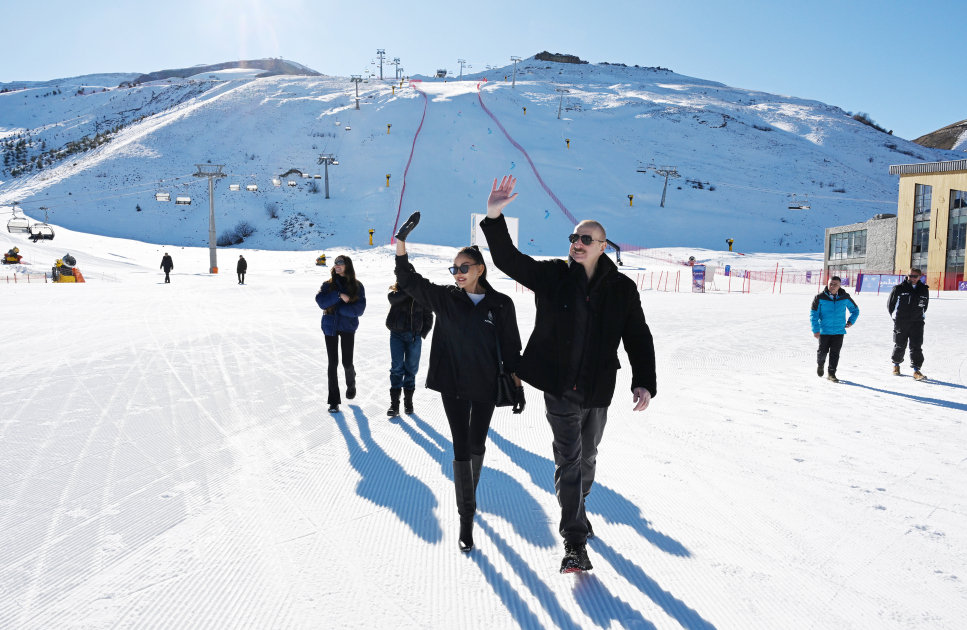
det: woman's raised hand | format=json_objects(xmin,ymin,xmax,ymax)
[
  {"xmin": 487, "ymin": 176, "xmax": 518, "ymax": 218},
  {"xmin": 395, "ymin": 212, "xmax": 421, "ymax": 242}
]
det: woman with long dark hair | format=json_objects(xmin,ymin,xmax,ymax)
[
  {"xmin": 316, "ymin": 255, "xmax": 366, "ymax": 413},
  {"xmin": 393, "ymin": 212, "xmax": 524, "ymax": 552}
]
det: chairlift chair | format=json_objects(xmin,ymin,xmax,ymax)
[
  {"xmin": 229, "ymin": 183, "xmax": 241, "ymax": 191},
  {"xmin": 28, "ymin": 223, "xmax": 55, "ymax": 242},
  {"xmin": 246, "ymin": 184, "xmax": 258, "ymax": 192},
  {"xmin": 302, "ymin": 173, "xmax": 310, "ymax": 179},
  {"xmin": 272, "ymin": 178, "xmax": 281, "ymax": 186},
  {"xmin": 175, "ymin": 196, "xmax": 192, "ymax": 205},
  {"xmin": 314, "ymin": 174, "xmax": 322, "ymax": 179},
  {"xmin": 788, "ymin": 194, "xmax": 810, "ymax": 210},
  {"xmin": 799, "ymin": 194, "xmax": 811, "ymax": 210},
  {"xmin": 7, "ymin": 207, "xmax": 30, "ymax": 234},
  {"xmin": 287, "ymin": 180, "xmax": 297, "ymax": 187},
  {"xmin": 155, "ymin": 192, "xmax": 171, "ymax": 202}
]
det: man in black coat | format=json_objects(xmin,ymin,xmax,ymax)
[
  {"xmin": 160, "ymin": 253, "xmax": 173, "ymax": 283},
  {"xmin": 385, "ymin": 284, "xmax": 434, "ymax": 415},
  {"xmin": 887, "ymin": 268, "xmax": 929, "ymax": 380},
  {"xmin": 480, "ymin": 176, "xmax": 657, "ymax": 574},
  {"xmin": 237, "ymin": 255, "xmax": 247, "ymax": 284}
]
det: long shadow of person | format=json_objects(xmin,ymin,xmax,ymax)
[
  {"xmin": 396, "ymin": 413, "xmax": 556, "ymax": 549},
  {"xmin": 332, "ymin": 406, "xmax": 443, "ymax": 543},
  {"xmin": 572, "ymin": 573, "xmax": 659, "ymax": 630},
  {"xmin": 841, "ymin": 381, "xmax": 967, "ymax": 412},
  {"xmin": 489, "ymin": 429, "xmax": 691, "ymax": 557},
  {"xmin": 589, "ymin": 538, "xmax": 718, "ymax": 630}
]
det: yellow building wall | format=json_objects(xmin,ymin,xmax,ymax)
[{"xmin": 895, "ymin": 169, "xmax": 967, "ymax": 277}]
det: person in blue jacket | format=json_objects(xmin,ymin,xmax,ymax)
[
  {"xmin": 316, "ymin": 255, "xmax": 366, "ymax": 412},
  {"xmin": 810, "ymin": 275, "xmax": 859, "ymax": 383}
]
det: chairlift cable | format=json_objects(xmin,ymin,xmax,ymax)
[
  {"xmin": 8, "ymin": 173, "xmax": 197, "ymax": 205},
  {"xmin": 16, "ymin": 179, "xmax": 202, "ymax": 211}
]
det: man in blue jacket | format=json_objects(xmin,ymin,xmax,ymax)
[{"xmin": 810, "ymin": 276, "xmax": 860, "ymax": 383}]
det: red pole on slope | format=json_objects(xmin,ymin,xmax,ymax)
[
  {"xmin": 778, "ymin": 267, "xmax": 784, "ymax": 293},
  {"xmin": 771, "ymin": 262, "xmax": 779, "ymax": 294},
  {"xmin": 728, "ymin": 271, "xmax": 732, "ymax": 293}
]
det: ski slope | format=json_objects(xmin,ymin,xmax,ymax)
[
  {"xmin": 2, "ymin": 226, "xmax": 966, "ymax": 629},
  {"xmin": 2, "ymin": 57, "xmax": 961, "ymax": 254}
]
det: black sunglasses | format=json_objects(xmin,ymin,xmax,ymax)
[
  {"xmin": 568, "ymin": 234, "xmax": 606, "ymax": 246},
  {"xmin": 334, "ymin": 260, "xmax": 346, "ymax": 266},
  {"xmin": 907, "ymin": 274, "xmax": 920, "ymax": 279},
  {"xmin": 448, "ymin": 263, "xmax": 480, "ymax": 275}
]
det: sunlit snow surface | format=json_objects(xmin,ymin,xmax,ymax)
[{"xmin": 1, "ymin": 227, "xmax": 966, "ymax": 629}]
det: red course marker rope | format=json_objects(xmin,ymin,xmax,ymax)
[{"xmin": 390, "ymin": 83, "xmax": 428, "ymax": 243}]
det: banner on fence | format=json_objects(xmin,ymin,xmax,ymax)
[
  {"xmin": 724, "ymin": 265, "xmax": 730, "ymax": 277},
  {"xmin": 692, "ymin": 265, "xmax": 705, "ymax": 293},
  {"xmin": 960, "ymin": 281, "xmax": 967, "ymax": 291}
]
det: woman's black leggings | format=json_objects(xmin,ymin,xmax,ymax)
[
  {"xmin": 441, "ymin": 394, "xmax": 496, "ymax": 462},
  {"xmin": 325, "ymin": 332, "xmax": 355, "ymax": 404}
]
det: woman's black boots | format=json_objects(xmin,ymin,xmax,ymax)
[{"xmin": 453, "ymin": 460, "xmax": 476, "ymax": 552}]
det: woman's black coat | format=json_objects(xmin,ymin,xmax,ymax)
[{"xmin": 395, "ymin": 254, "xmax": 521, "ymax": 402}]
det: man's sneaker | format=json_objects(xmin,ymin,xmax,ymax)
[
  {"xmin": 892, "ymin": 365, "xmax": 901, "ymax": 376},
  {"xmin": 827, "ymin": 372, "xmax": 839, "ymax": 383},
  {"xmin": 328, "ymin": 404, "xmax": 340, "ymax": 413},
  {"xmin": 817, "ymin": 365, "xmax": 824, "ymax": 377},
  {"xmin": 913, "ymin": 370, "xmax": 927, "ymax": 381},
  {"xmin": 586, "ymin": 516, "xmax": 595, "ymax": 539},
  {"xmin": 560, "ymin": 542, "xmax": 593, "ymax": 574}
]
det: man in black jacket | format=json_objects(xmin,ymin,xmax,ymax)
[
  {"xmin": 237, "ymin": 255, "xmax": 247, "ymax": 284},
  {"xmin": 160, "ymin": 253, "xmax": 173, "ymax": 283},
  {"xmin": 480, "ymin": 175, "xmax": 657, "ymax": 574},
  {"xmin": 888, "ymin": 268, "xmax": 929, "ymax": 380},
  {"xmin": 385, "ymin": 284, "xmax": 434, "ymax": 415}
]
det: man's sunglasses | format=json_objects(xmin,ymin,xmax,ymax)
[
  {"xmin": 334, "ymin": 260, "xmax": 346, "ymax": 266},
  {"xmin": 908, "ymin": 275, "xmax": 920, "ymax": 279},
  {"xmin": 448, "ymin": 263, "xmax": 481, "ymax": 275},
  {"xmin": 569, "ymin": 234, "xmax": 606, "ymax": 246}
]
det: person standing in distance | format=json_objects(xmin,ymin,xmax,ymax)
[
  {"xmin": 394, "ymin": 212, "xmax": 524, "ymax": 553},
  {"xmin": 479, "ymin": 176, "xmax": 657, "ymax": 574},
  {"xmin": 237, "ymin": 255, "xmax": 247, "ymax": 284},
  {"xmin": 888, "ymin": 268, "xmax": 929, "ymax": 380},
  {"xmin": 810, "ymin": 275, "xmax": 860, "ymax": 383},
  {"xmin": 385, "ymin": 281, "xmax": 434, "ymax": 416},
  {"xmin": 160, "ymin": 252, "xmax": 173, "ymax": 283},
  {"xmin": 316, "ymin": 256, "xmax": 366, "ymax": 412}
]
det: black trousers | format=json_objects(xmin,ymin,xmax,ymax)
[
  {"xmin": 817, "ymin": 334, "xmax": 845, "ymax": 371},
  {"xmin": 164, "ymin": 270, "xmax": 170, "ymax": 283},
  {"xmin": 892, "ymin": 320, "xmax": 925, "ymax": 368},
  {"xmin": 441, "ymin": 394, "xmax": 496, "ymax": 462},
  {"xmin": 544, "ymin": 389, "xmax": 608, "ymax": 545},
  {"xmin": 325, "ymin": 332, "xmax": 355, "ymax": 404},
  {"xmin": 238, "ymin": 272, "xmax": 245, "ymax": 283}
]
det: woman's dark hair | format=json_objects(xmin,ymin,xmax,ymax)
[
  {"xmin": 324, "ymin": 255, "xmax": 360, "ymax": 313},
  {"xmin": 456, "ymin": 245, "xmax": 490, "ymax": 287}
]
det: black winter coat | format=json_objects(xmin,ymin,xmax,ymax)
[
  {"xmin": 237, "ymin": 258, "xmax": 247, "ymax": 273},
  {"xmin": 480, "ymin": 214, "xmax": 657, "ymax": 406},
  {"xmin": 386, "ymin": 289, "xmax": 434, "ymax": 338},
  {"xmin": 888, "ymin": 279, "xmax": 929, "ymax": 322},
  {"xmin": 161, "ymin": 255, "xmax": 173, "ymax": 271},
  {"xmin": 395, "ymin": 254, "xmax": 521, "ymax": 402}
]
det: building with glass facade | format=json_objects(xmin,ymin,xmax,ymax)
[
  {"xmin": 823, "ymin": 215, "xmax": 897, "ymax": 286},
  {"xmin": 890, "ymin": 159, "xmax": 967, "ymax": 291}
]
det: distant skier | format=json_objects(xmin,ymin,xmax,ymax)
[
  {"xmin": 160, "ymin": 252, "xmax": 173, "ymax": 283},
  {"xmin": 480, "ymin": 175, "xmax": 657, "ymax": 574},
  {"xmin": 887, "ymin": 269, "xmax": 929, "ymax": 380},
  {"xmin": 394, "ymin": 212, "xmax": 524, "ymax": 553},
  {"xmin": 385, "ymin": 282, "xmax": 434, "ymax": 417},
  {"xmin": 316, "ymin": 256, "xmax": 366, "ymax": 413},
  {"xmin": 237, "ymin": 255, "xmax": 247, "ymax": 284},
  {"xmin": 810, "ymin": 276, "xmax": 859, "ymax": 383}
]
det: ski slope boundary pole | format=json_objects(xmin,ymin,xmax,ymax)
[{"xmin": 390, "ymin": 84, "xmax": 429, "ymax": 243}]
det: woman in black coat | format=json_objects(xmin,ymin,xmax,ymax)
[{"xmin": 394, "ymin": 212, "xmax": 523, "ymax": 553}]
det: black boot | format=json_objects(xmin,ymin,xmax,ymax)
[
  {"xmin": 470, "ymin": 452, "xmax": 485, "ymax": 493},
  {"xmin": 453, "ymin": 460, "xmax": 476, "ymax": 552},
  {"xmin": 387, "ymin": 388, "xmax": 401, "ymax": 417},
  {"xmin": 403, "ymin": 388, "xmax": 415, "ymax": 414}
]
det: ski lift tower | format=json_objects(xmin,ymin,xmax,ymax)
[
  {"xmin": 638, "ymin": 163, "xmax": 681, "ymax": 208},
  {"xmin": 457, "ymin": 59, "xmax": 466, "ymax": 80},
  {"xmin": 510, "ymin": 56, "xmax": 521, "ymax": 88},
  {"xmin": 350, "ymin": 75, "xmax": 363, "ymax": 109},
  {"xmin": 317, "ymin": 153, "xmax": 339, "ymax": 199},
  {"xmin": 194, "ymin": 164, "xmax": 226, "ymax": 273},
  {"xmin": 556, "ymin": 88, "xmax": 570, "ymax": 119},
  {"xmin": 392, "ymin": 58, "xmax": 401, "ymax": 80},
  {"xmin": 376, "ymin": 49, "xmax": 386, "ymax": 80}
]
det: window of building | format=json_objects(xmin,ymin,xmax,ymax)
[
  {"xmin": 914, "ymin": 183, "xmax": 932, "ymax": 218},
  {"xmin": 911, "ymin": 183, "xmax": 932, "ymax": 272},
  {"xmin": 828, "ymin": 229, "xmax": 867, "ymax": 261},
  {"xmin": 947, "ymin": 190, "xmax": 967, "ymax": 289}
]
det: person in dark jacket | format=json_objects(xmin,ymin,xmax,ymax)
[
  {"xmin": 237, "ymin": 255, "xmax": 247, "ymax": 284},
  {"xmin": 394, "ymin": 212, "xmax": 523, "ymax": 553},
  {"xmin": 810, "ymin": 276, "xmax": 860, "ymax": 383},
  {"xmin": 480, "ymin": 175, "xmax": 657, "ymax": 574},
  {"xmin": 888, "ymin": 268, "xmax": 929, "ymax": 380},
  {"xmin": 315, "ymin": 255, "xmax": 367, "ymax": 412},
  {"xmin": 160, "ymin": 253, "xmax": 173, "ymax": 283},
  {"xmin": 385, "ymin": 283, "xmax": 434, "ymax": 417}
]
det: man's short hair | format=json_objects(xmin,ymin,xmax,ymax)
[
  {"xmin": 575, "ymin": 219, "xmax": 606, "ymax": 240},
  {"xmin": 830, "ymin": 275, "xmax": 841, "ymax": 282},
  {"xmin": 910, "ymin": 267, "xmax": 923, "ymax": 275}
]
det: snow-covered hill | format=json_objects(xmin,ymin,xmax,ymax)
[{"xmin": 1, "ymin": 56, "xmax": 960, "ymax": 254}]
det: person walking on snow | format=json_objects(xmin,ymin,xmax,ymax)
[
  {"xmin": 160, "ymin": 252, "xmax": 173, "ymax": 283},
  {"xmin": 315, "ymin": 256, "xmax": 366, "ymax": 413},
  {"xmin": 479, "ymin": 176, "xmax": 658, "ymax": 574},
  {"xmin": 887, "ymin": 268, "xmax": 929, "ymax": 380},
  {"xmin": 394, "ymin": 212, "xmax": 524, "ymax": 553},
  {"xmin": 385, "ymin": 281, "xmax": 434, "ymax": 417},
  {"xmin": 237, "ymin": 255, "xmax": 247, "ymax": 284},
  {"xmin": 810, "ymin": 276, "xmax": 859, "ymax": 383}
]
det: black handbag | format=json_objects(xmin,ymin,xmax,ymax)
[{"xmin": 488, "ymin": 309, "xmax": 517, "ymax": 408}]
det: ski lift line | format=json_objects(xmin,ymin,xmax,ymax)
[
  {"xmin": 10, "ymin": 173, "xmax": 198, "ymax": 205},
  {"xmin": 20, "ymin": 181, "xmax": 203, "ymax": 211},
  {"xmin": 695, "ymin": 179, "xmax": 894, "ymax": 204}
]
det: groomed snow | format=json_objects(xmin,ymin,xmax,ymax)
[{"xmin": 2, "ymin": 224, "xmax": 965, "ymax": 629}]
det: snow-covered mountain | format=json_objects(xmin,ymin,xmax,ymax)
[{"xmin": 1, "ymin": 55, "xmax": 960, "ymax": 253}]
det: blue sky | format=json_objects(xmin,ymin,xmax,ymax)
[{"xmin": 2, "ymin": 0, "xmax": 961, "ymax": 141}]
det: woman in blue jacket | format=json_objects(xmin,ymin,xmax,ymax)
[
  {"xmin": 316, "ymin": 255, "xmax": 367, "ymax": 412},
  {"xmin": 809, "ymin": 275, "xmax": 859, "ymax": 382}
]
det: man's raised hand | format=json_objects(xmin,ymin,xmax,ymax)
[{"xmin": 487, "ymin": 175, "xmax": 518, "ymax": 219}]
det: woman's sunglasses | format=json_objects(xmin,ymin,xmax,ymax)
[
  {"xmin": 448, "ymin": 263, "xmax": 480, "ymax": 275},
  {"xmin": 568, "ymin": 234, "xmax": 606, "ymax": 246},
  {"xmin": 334, "ymin": 260, "xmax": 346, "ymax": 266}
]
